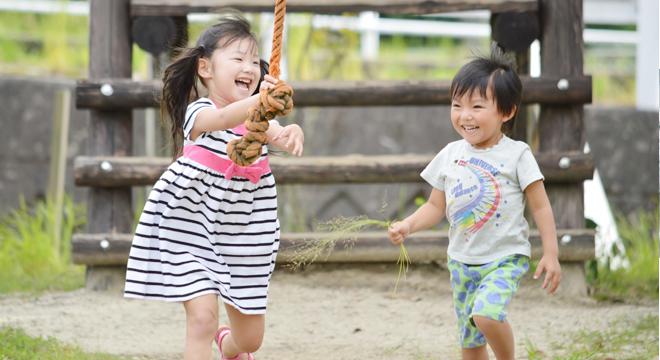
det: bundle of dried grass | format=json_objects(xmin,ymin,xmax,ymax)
[{"xmin": 287, "ymin": 216, "xmax": 411, "ymax": 292}]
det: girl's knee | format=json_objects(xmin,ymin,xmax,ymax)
[
  {"xmin": 232, "ymin": 331, "xmax": 264, "ymax": 353},
  {"xmin": 186, "ymin": 310, "xmax": 218, "ymax": 338}
]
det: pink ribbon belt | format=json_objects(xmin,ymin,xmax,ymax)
[{"xmin": 183, "ymin": 145, "xmax": 270, "ymax": 184}]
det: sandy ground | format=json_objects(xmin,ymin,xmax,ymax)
[{"xmin": 0, "ymin": 264, "xmax": 657, "ymax": 359}]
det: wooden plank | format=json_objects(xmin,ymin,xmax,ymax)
[
  {"xmin": 72, "ymin": 228, "xmax": 594, "ymax": 265},
  {"xmin": 131, "ymin": 0, "xmax": 538, "ymax": 16},
  {"xmin": 538, "ymin": 0, "xmax": 585, "ymax": 229},
  {"xmin": 76, "ymin": 76, "xmax": 592, "ymax": 109},
  {"xmin": 73, "ymin": 152, "xmax": 594, "ymax": 186}
]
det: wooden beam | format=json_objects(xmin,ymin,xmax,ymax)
[
  {"xmin": 74, "ymin": 152, "xmax": 593, "ymax": 187},
  {"xmin": 72, "ymin": 228, "xmax": 594, "ymax": 265},
  {"xmin": 131, "ymin": 0, "xmax": 538, "ymax": 16},
  {"xmin": 76, "ymin": 76, "xmax": 592, "ymax": 109}
]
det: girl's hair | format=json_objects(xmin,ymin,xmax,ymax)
[
  {"xmin": 161, "ymin": 13, "xmax": 266, "ymax": 157},
  {"xmin": 450, "ymin": 43, "xmax": 522, "ymax": 134}
]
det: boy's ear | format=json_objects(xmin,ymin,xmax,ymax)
[
  {"xmin": 197, "ymin": 57, "xmax": 212, "ymax": 79},
  {"xmin": 502, "ymin": 105, "xmax": 517, "ymax": 122}
]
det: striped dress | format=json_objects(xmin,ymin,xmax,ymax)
[{"xmin": 124, "ymin": 97, "xmax": 280, "ymax": 315}]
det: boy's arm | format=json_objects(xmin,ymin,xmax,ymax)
[
  {"xmin": 525, "ymin": 180, "xmax": 561, "ymax": 294},
  {"xmin": 388, "ymin": 188, "xmax": 446, "ymax": 244}
]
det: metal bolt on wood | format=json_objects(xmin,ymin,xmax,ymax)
[
  {"xmin": 100, "ymin": 83, "xmax": 114, "ymax": 96},
  {"xmin": 558, "ymin": 156, "xmax": 571, "ymax": 169},
  {"xmin": 100, "ymin": 161, "xmax": 113, "ymax": 172},
  {"xmin": 556, "ymin": 78, "xmax": 569, "ymax": 90}
]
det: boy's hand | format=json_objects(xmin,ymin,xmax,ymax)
[
  {"xmin": 273, "ymin": 124, "xmax": 304, "ymax": 156},
  {"xmin": 388, "ymin": 221, "xmax": 410, "ymax": 245},
  {"xmin": 534, "ymin": 255, "xmax": 561, "ymax": 295}
]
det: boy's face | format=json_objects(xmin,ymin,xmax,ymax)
[
  {"xmin": 198, "ymin": 37, "xmax": 260, "ymax": 106},
  {"xmin": 450, "ymin": 87, "xmax": 515, "ymax": 149}
]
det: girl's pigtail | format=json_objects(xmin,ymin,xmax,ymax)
[{"xmin": 161, "ymin": 45, "xmax": 206, "ymax": 158}]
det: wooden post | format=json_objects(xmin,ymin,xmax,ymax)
[
  {"xmin": 85, "ymin": 0, "xmax": 133, "ymax": 291},
  {"xmin": 538, "ymin": 0, "xmax": 587, "ymax": 294},
  {"xmin": 48, "ymin": 90, "xmax": 71, "ymax": 260}
]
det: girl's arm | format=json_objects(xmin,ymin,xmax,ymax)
[
  {"xmin": 525, "ymin": 180, "xmax": 561, "ymax": 294},
  {"xmin": 265, "ymin": 121, "xmax": 304, "ymax": 156},
  {"xmin": 190, "ymin": 94, "xmax": 261, "ymax": 141},
  {"xmin": 388, "ymin": 188, "xmax": 446, "ymax": 245},
  {"xmin": 190, "ymin": 75, "xmax": 280, "ymax": 141}
]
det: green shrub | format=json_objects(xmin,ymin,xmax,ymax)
[{"xmin": 0, "ymin": 196, "xmax": 86, "ymax": 294}]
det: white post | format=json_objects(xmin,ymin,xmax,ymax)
[
  {"xmin": 635, "ymin": 0, "xmax": 659, "ymax": 110},
  {"xmin": 359, "ymin": 11, "xmax": 380, "ymax": 61}
]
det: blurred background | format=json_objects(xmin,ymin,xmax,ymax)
[{"xmin": 0, "ymin": 0, "xmax": 657, "ymax": 309}]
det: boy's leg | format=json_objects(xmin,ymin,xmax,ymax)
[
  {"xmin": 448, "ymin": 259, "xmax": 489, "ymax": 358},
  {"xmin": 183, "ymin": 293, "xmax": 219, "ymax": 360},
  {"xmin": 462, "ymin": 345, "xmax": 489, "ymax": 360},
  {"xmin": 470, "ymin": 255, "xmax": 529, "ymax": 360},
  {"xmin": 220, "ymin": 303, "xmax": 265, "ymax": 359},
  {"xmin": 472, "ymin": 316, "xmax": 514, "ymax": 360}
]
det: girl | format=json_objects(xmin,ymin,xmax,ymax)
[
  {"xmin": 124, "ymin": 14, "xmax": 304, "ymax": 360},
  {"xmin": 388, "ymin": 45, "xmax": 561, "ymax": 360}
]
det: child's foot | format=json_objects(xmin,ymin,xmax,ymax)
[{"xmin": 214, "ymin": 326, "xmax": 255, "ymax": 360}]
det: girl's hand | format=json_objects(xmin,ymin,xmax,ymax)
[
  {"xmin": 534, "ymin": 254, "xmax": 561, "ymax": 295},
  {"xmin": 273, "ymin": 124, "xmax": 304, "ymax": 156},
  {"xmin": 388, "ymin": 221, "xmax": 410, "ymax": 245},
  {"xmin": 259, "ymin": 74, "xmax": 278, "ymax": 91}
]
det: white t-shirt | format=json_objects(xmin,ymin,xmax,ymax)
[{"xmin": 421, "ymin": 136, "xmax": 544, "ymax": 264}]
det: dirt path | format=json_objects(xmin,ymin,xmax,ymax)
[{"xmin": 0, "ymin": 265, "xmax": 656, "ymax": 359}]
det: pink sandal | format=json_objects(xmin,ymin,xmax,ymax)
[{"xmin": 214, "ymin": 326, "xmax": 255, "ymax": 360}]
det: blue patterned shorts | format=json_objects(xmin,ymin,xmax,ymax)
[{"xmin": 447, "ymin": 254, "xmax": 529, "ymax": 348}]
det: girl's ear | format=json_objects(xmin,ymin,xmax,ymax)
[{"xmin": 197, "ymin": 57, "xmax": 212, "ymax": 80}]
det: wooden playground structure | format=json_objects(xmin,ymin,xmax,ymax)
[{"xmin": 72, "ymin": 0, "xmax": 595, "ymax": 292}]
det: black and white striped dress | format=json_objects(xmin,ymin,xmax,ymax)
[{"xmin": 124, "ymin": 97, "xmax": 280, "ymax": 315}]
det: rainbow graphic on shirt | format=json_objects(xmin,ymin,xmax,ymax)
[{"xmin": 450, "ymin": 158, "xmax": 501, "ymax": 234}]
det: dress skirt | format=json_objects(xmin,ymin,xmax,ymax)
[{"xmin": 124, "ymin": 156, "xmax": 280, "ymax": 315}]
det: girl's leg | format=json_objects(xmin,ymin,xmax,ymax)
[
  {"xmin": 462, "ymin": 345, "xmax": 489, "ymax": 360},
  {"xmin": 183, "ymin": 293, "xmax": 219, "ymax": 360},
  {"xmin": 219, "ymin": 303, "xmax": 265, "ymax": 359},
  {"xmin": 472, "ymin": 315, "xmax": 514, "ymax": 360}
]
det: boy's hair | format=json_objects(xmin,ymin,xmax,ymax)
[
  {"xmin": 450, "ymin": 43, "xmax": 522, "ymax": 134},
  {"xmin": 160, "ymin": 11, "xmax": 266, "ymax": 158}
]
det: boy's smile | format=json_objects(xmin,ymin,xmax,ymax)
[{"xmin": 451, "ymin": 88, "xmax": 514, "ymax": 149}]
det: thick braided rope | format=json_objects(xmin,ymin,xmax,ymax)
[{"xmin": 227, "ymin": 0, "xmax": 291, "ymax": 166}]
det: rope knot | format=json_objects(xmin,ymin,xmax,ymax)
[{"xmin": 227, "ymin": 80, "xmax": 294, "ymax": 166}]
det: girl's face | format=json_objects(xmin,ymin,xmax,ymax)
[
  {"xmin": 450, "ymin": 87, "xmax": 514, "ymax": 149},
  {"xmin": 198, "ymin": 37, "xmax": 260, "ymax": 106}
]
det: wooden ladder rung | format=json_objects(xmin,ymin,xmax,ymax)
[
  {"xmin": 75, "ymin": 77, "xmax": 592, "ymax": 110},
  {"xmin": 73, "ymin": 152, "xmax": 594, "ymax": 187},
  {"xmin": 72, "ymin": 229, "xmax": 595, "ymax": 266}
]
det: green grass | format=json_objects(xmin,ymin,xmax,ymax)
[
  {"xmin": 0, "ymin": 326, "xmax": 123, "ymax": 360},
  {"xmin": 555, "ymin": 315, "xmax": 658, "ymax": 360},
  {"xmin": 587, "ymin": 210, "xmax": 659, "ymax": 302},
  {"xmin": 524, "ymin": 315, "xmax": 659, "ymax": 360},
  {"xmin": 0, "ymin": 196, "xmax": 86, "ymax": 294}
]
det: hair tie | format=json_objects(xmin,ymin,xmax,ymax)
[{"xmin": 197, "ymin": 44, "xmax": 206, "ymax": 54}]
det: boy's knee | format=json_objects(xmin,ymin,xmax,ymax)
[
  {"xmin": 472, "ymin": 315, "xmax": 495, "ymax": 330},
  {"xmin": 233, "ymin": 332, "xmax": 264, "ymax": 353}
]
